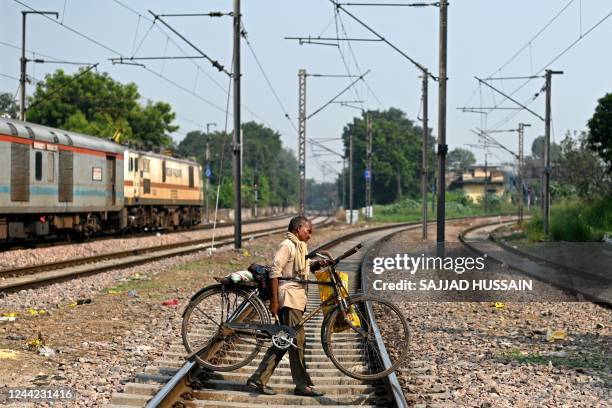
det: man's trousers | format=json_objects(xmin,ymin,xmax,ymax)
[{"xmin": 247, "ymin": 306, "xmax": 313, "ymax": 390}]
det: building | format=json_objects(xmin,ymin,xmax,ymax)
[{"xmin": 448, "ymin": 165, "xmax": 508, "ymax": 203}]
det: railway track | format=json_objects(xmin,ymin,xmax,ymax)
[
  {"xmin": 108, "ymin": 221, "xmax": 422, "ymax": 408},
  {"xmin": 0, "ymin": 213, "xmax": 294, "ymax": 252},
  {"xmin": 0, "ymin": 215, "xmax": 329, "ymax": 292},
  {"xmin": 459, "ymin": 220, "xmax": 612, "ymax": 306}
]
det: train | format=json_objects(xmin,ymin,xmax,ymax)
[{"xmin": 0, "ymin": 119, "xmax": 202, "ymax": 242}]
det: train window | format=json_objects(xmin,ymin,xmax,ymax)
[
  {"xmin": 6, "ymin": 122, "xmax": 18, "ymax": 136},
  {"xmin": 129, "ymin": 158, "xmax": 133, "ymax": 172},
  {"xmin": 162, "ymin": 161, "xmax": 166, "ymax": 182},
  {"xmin": 134, "ymin": 158, "xmax": 138, "ymax": 172},
  {"xmin": 47, "ymin": 153, "xmax": 54, "ymax": 182},
  {"xmin": 35, "ymin": 151, "xmax": 43, "ymax": 181},
  {"xmin": 25, "ymin": 126, "xmax": 36, "ymax": 139},
  {"xmin": 188, "ymin": 166, "xmax": 194, "ymax": 188}
]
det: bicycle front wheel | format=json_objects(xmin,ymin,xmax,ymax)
[
  {"xmin": 322, "ymin": 294, "xmax": 410, "ymax": 380},
  {"xmin": 182, "ymin": 284, "xmax": 270, "ymax": 371}
]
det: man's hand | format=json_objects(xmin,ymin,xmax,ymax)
[
  {"xmin": 269, "ymin": 299, "xmax": 279, "ymax": 316},
  {"xmin": 311, "ymin": 259, "xmax": 334, "ymax": 271}
]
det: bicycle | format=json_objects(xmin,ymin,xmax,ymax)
[{"xmin": 181, "ymin": 243, "xmax": 410, "ymax": 381}]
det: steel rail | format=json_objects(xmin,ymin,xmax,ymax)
[
  {"xmin": 147, "ymin": 220, "xmax": 465, "ymax": 407},
  {"xmin": 125, "ymin": 214, "xmax": 521, "ymax": 407},
  {"xmin": 458, "ymin": 220, "xmax": 612, "ymax": 307},
  {"xmin": 0, "ymin": 213, "xmax": 294, "ymax": 252},
  {"xmin": 0, "ymin": 216, "xmax": 331, "ymax": 291}
]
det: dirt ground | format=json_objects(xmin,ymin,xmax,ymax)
[{"xmin": 0, "ymin": 221, "xmax": 360, "ymax": 406}]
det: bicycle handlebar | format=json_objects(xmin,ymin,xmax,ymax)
[
  {"xmin": 333, "ymin": 243, "xmax": 363, "ymax": 265},
  {"xmin": 306, "ymin": 243, "xmax": 363, "ymax": 265}
]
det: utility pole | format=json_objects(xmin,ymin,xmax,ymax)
[
  {"xmin": 349, "ymin": 132, "xmax": 353, "ymax": 224},
  {"xmin": 436, "ymin": 1, "xmax": 448, "ymax": 255},
  {"xmin": 543, "ymin": 69, "xmax": 563, "ymax": 235},
  {"xmin": 518, "ymin": 123, "xmax": 530, "ymax": 225},
  {"xmin": 421, "ymin": 69, "xmax": 429, "ymax": 240},
  {"xmin": 232, "ymin": 0, "xmax": 241, "ymax": 248},
  {"xmin": 484, "ymin": 152, "xmax": 488, "ymax": 214},
  {"xmin": 298, "ymin": 69, "xmax": 306, "ymax": 215},
  {"xmin": 342, "ymin": 156, "xmax": 346, "ymax": 209},
  {"xmin": 205, "ymin": 122, "xmax": 216, "ymax": 224},
  {"xmin": 365, "ymin": 114, "xmax": 372, "ymax": 220},
  {"xmin": 20, "ymin": 10, "xmax": 59, "ymax": 121}
]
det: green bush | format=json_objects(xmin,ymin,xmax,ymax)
[{"xmin": 525, "ymin": 196, "xmax": 612, "ymax": 241}]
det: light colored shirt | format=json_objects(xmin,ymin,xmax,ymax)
[{"xmin": 268, "ymin": 238, "xmax": 311, "ymax": 311}]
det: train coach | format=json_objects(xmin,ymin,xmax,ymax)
[{"xmin": 0, "ymin": 119, "xmax": 202, "ymax": 242}]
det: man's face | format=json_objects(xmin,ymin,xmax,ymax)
[{"xmin": 295, "ymin": 222, "xmax": 313, "ymax": 242}]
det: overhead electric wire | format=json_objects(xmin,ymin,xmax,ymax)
[
  {"xmin": 463, "ymin": 0, "xmax": 576, "ymax": 107},
  {"xmin": 335, "ymin": 9, "xmax": 385, "ymax": 109},
  {"xmin": 111, "ymin": 0, "xmax": 289, "ymax": 135},
  {"xmin": 466, "ymin": 2, "xmax": 612, "ymax": 121},
  {"xmin": 241, "ymin": 20, "xmax": 299, "ymax": 133}
]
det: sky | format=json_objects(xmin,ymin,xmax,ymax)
[{"xmin": 1, "ymin": 0, "xmax": 611, "ymax": 184}]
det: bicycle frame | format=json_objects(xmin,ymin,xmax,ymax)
[{"xmin": 225, "ymin": 265, "xmax": 365, "ymax": 338}]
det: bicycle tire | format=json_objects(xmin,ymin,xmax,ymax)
[
  {"xmin": 182, "ymin": 284, "xmax": 270, "ymax": 371},
  {"xmin": 322, "ymin": 294, "xmax": 410, "ymax": 381}
]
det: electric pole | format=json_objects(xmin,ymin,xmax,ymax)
[
  {"xmin": 543, "ymin": 69, "xmax": 563, "ymax": 235},
  {"xmin": 349, "ymin": 131, "xmax": 353, "ymax": 224},
  {"xmin": 365, "ymin": 114, "xmax": 372, "ymax": 220},
  {"xmin": 436, "ymin": 1, "xmax": 448, "ymax": 255},
  {"xmin": 518, "ymin": 122, "xmax": 530, "ymax": 225},
  {"xmin": 205, "ymin": 122, "xmax": 216, "ymax": 224},
  {"xmin": 484, "ymin": 152, "xmax": 488, "ymax": 214},
  {"xmin": 342, "ymin": 156, "xmax": 346, "ymax": 209},
  {"xmin": 298, "ymin": 69, "xmax": 306, "ymax": 215},
  {"xmin": 20, "ymin": 10, "xmax": 59, "ymax": 121},
  {"xmin": 233, "ymin": 0, "xmax": 242, "ymax": 248},
  {"xmin": 421, "ymin": 69, "xmax": 429, "ymax": 240}
]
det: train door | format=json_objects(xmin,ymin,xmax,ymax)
[
  {"xmin": 133, "ymin": 155, "xmax": 140, "ymax": 200},
  {"xmin": 10, "ymin": 143, "xmax": 30, "ymax": 202},
  {"xmin": 106, "ymin": 156, "xmax": 116, "ymax": 206}
]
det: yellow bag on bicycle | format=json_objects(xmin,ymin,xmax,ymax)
[{"xmin": 315, "ymin": 269, "xmax": 361, "ymax": 332}]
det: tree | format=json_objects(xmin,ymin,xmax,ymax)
[
  {"xmin": 555, "ymin": 131, "xmax": 611, "ymax": 199},
  {"xmin": 447, "ymin": 147, "xmax": 476, "ymax": 170},
  {"xmin": 27, "ymin": 68, "xmax": 177, "ymax": 147},
  {"xmin": 531, "ymin": 135, "xmax": 562, "ymax": 162},
  {"xmin": 340, "ymin": 107, "xmax": 435, "ymax": 207},
  {"xmin": 0, "ymin": 92, "xmax": 18, "ymax": 118},
  {"xmin": 587, "ymin": 92, "xmax": 612, "ymax": 173},
  {"xmin": 177, "ymin": 121, "xmax": 299, "ymax": 208}
]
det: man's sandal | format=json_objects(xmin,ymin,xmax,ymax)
[{"xmin": 246, "ymin": 380, "xmax": 276, "ymax": 395}]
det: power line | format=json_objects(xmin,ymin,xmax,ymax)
[
  {"xmin": 463, "ymin": 0, "xmax": 576, "ymax": 107},
  {"xmin": 241, "ymin": 20, "xmax": 299, "ymax": 133}
]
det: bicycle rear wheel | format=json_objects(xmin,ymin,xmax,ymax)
[
  {"xmin": 322, "ymin": 294, "xmax": 410, "ymax": 380},
  {"xmin": 182, "ymin": 284, "xmax": 270, "ymax": 371}
]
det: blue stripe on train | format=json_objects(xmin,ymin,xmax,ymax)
[{"xmin": 0, "ymin": 185, "xmax": 124, "ymax": 198}]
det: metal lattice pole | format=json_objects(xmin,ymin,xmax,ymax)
[{"xmin": 298, "ymin": 69, "xmax": 306, "ymax": 215}]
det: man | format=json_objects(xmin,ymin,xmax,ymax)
[{"xmin": 246, "ymin": 216, "xmax": 330, "ymax": 396}]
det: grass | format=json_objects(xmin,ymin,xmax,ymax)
[
  {"xmin": 372, "ymin": 192, "xmax": 519, "ymax": 223},
  {"xmin": 525, "ymin": 195, "xmax": 612, "ymax": 241},
  {"xmin": 498, "ymin": 349, "xmax": 611, "ymax": 371}
]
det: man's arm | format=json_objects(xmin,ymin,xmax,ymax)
[
  {"xmin": 269, "ymin": 277, "xmax": 279, "ymax": 316},
  {"xmin": 268, "ymin": 243, "xmax": 290, "ymax": 317}
]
